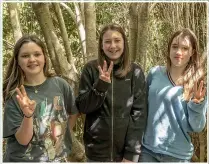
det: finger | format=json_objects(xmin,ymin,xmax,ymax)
[
  {"xmin": 98, "ymin": 66, "xmax": 104, "ymax": 75},
  {"xmin": 100, "ymin": 75, "xmax": 110, "ymax": 83},
  {"xmin": 16, "ymin": 95, "xmax": 28, "ymax": 110},
  {"xmin": 16, "ymin": 87, "xmax": 23, "ymax": 99},
  {"xmin": 16, "ymin": 95, "xmax": 23, "ymax": 106},
  {"xmin": 192, "ymin": 98, "xmax": 198, "ymax": 104},
  {"xmin": 108, "ymin": 61, "xmax": 114, "ymax": 74},
  {"xmin": 194, "ymin": 81, "xmax": 197, "ymax": 94},
  {"xmin": 29, "ymin": 100, "xmax": 36, "ymax": 109},
  {"xmin": 201, "ymin": 87, "xmax": 206, "ymax": 98},
  {"xmin": 192, "ymin": 98, "xmax": 204, "ymax": 104},
  {"xmin": 20, "ymin": 85, "xmax": 27, "ymax": 97},
  {"xmin": 197, "ymin": 80, "xmax": 204, "ymax": 93},
  {"xmin": 199, "ymin": 98, "xmax": 204, "ymax": 102},
  {"xmin": 103, "ymin": 60, "xmax": 107, "ymax": 72}
]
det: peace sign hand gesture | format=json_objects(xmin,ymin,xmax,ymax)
[
  {"xmin": 192, "ymin": 80, "xmax": 206, "ymax": 104},
  {"xmin": 98, "ymin": 60, "xmax": 114, "ymax": 83},
  {"xmin": 16, "ymin": 85, "xmax": 36, "ymax": 118}
]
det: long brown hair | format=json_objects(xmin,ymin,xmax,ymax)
[
  {"xmin": 98, "ymin": 24, "xmax": 131, "ymax": 78},
  {"xmin": 3, "ymin": 35, "xmax": 54, "ymax": 101},
  {"xmin": 167, "ymin": 28, "xmax": 206, "ymax": 101}
]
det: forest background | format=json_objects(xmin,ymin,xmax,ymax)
[{"xmin": 2, "ymin": 1, "xmax": 207, "ymax": 162}]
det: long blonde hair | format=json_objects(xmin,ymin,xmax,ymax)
[{"xmin": 167, "ymin": 28, "xmax": 206, "ymax": 101}]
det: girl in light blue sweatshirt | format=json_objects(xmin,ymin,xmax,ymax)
[{"xmin": 140, "ymin": 28, "xmax": 207, "ymax": 162}]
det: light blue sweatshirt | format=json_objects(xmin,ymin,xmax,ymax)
[{"xmin": 142, "ymin": 66, "xmax": 207, "ymax": 160}]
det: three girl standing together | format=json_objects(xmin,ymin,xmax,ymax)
[{"xmin": 3, "ymin": 24, "xmax": 207, "ymax": 162}]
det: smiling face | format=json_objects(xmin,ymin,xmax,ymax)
[
  {"xmin": 18, "ymin": 42, "xmax": 45, "ymax": 78},
  {"xmin": 102, "ymin": 30, "xmax": 124, "ymax": 63},
  {"xmin": 169, "ymin": 35, "xmax": 193, "ymax": 69}
]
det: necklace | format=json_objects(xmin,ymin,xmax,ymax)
[
  {"xmin": 33, "ymin": 85, "xmax": 39, "ymax": 93},
  {"xmin": 32, "ymin": 83, "xmax": 45, "ymax": 93},
  {"xmin": 24, "ymin": 77, "xmax": 47, "ymax": 93}
]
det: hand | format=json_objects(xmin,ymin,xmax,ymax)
[
  {"xmin": 16, "ymin": 85, "xmax": 36, "ymax": 117},
  {"xmin": 98, "ymin": 60, "xmax": 113, "ymax": 83},
  {"xmin": 122, "ymin": 158, "xmax": 133, "ymax": 163},
  {"xmin": 192, "ymin": 80, "xmax": 206, "ymax": 104}
]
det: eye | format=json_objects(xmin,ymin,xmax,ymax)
[
  {"xmin": 115, "ymin": 40, "xmax": 121, "ymax": 43},
  {"xmin": 171, "ymin": 45, "xmax": 178, "ymax": 49},
  {"xmin": 21, "ymin": 54, "xmax": 30, "ymax": 58},
  {"xmin": 34, "ymin": 52, "xmax": 42, "ymax": 57},
  {"xmin": 182, "ymin": 47, "xmax": 189, "ymax": 51},
  {"xmin": 104, "ymin": 40, "xmax": 111, "ymax": 44}
]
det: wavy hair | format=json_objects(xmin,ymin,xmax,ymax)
[{"xmin": 167, "ymin": 28, "xmax": 206, "ymax": 101}]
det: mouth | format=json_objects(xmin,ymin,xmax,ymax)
[
  {"xmin": 174, "ymin": 56, "xmax": 183, "ymax": 60},
  {"xmin": 109, "ymin": 50, "xmax": 119, "ymax": 54},
  {"xmin": 27, "ymin": 64, "xmax": 38, "ymax": 68}
]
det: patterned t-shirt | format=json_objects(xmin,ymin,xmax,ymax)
[{"xmin": 3, "ymin": 76, "xmax": 78, "ymax": 162}]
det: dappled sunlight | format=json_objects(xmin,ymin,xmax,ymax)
[{"xmin": 148, "ymin": 84, "xmax": 188, "ymax": 148}]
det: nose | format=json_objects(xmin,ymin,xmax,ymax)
[
  {"xmin": 176, "ymin": 48, "xmax": 182, "ymax": 55},
  {"xmin": 28, "ymin": 55, "xmax": 36, "ymax": 62},
  {"xmin": 110, "ymin": 41, "xmax": 116, "ymax": 49}
]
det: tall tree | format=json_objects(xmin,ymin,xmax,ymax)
[
  {"xmin": 84, "ymin": 2, "xmax": 97, "ymax": 61},
  {"xmin": 129, "ymin": 3, "xmax": 138, "ymax": 62},
  {"xmin": 32, "ymin": 3, "xmax": 78, "ymax": 90},
  {"xmin": 60, "ymin": 2, "xmax": 86, "ymax": 63},
  {"xmin": 7, "ymin": 3, "xmax": 22, "ymax": 42},
  {"xmin": 53, "ymin": 3, "xmax": 73, "ymax": 64},
  {"xmin": 32, "ymin": 3, "xmax": 85, "ymax": 162},
  {"xmin": 136, "ymin": 3, "xmax": 149, "ymax": 66}
]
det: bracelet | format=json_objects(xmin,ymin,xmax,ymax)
[
  {"xmin": 24, "ymin": 113, "xmax": 34, "ymax": 118},
  {"xmin": 93, "ymin": 88, "xmax": 107, "ymax": 97}
]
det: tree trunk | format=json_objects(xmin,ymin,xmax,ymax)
[
  {"xmin": 67, "ymin": 131, "xmax": 86, "ymax": 162},
  {"xmin": 61, "ymin": 2, "xmax": 86, "ymax": 63},
  {"xmin": 7, "ymin": 3, "xmax": 22, "ymax": 42},
  {"xmin": 199, "ymin": 132, "xmax": 205, "ymax": 162},
  {"xmin": 32, "ymin": 3, "xmax": 78, "ymax": 90},
  {"xmin": 32, "ymin": 3, "xmax": 84, "ymax": 162},
  {"xmin": 53, "ymin": 3, "xmax": 73, "ymax": 63},
  {"xmin": 136, "ymin": 3, "xmax": 149, "ymax": 67},
  {"xmin": 74, "ymin": 2, "xmax": 86, "ymax": 63},
  {"xmin": 129, "ymin": 3, "xmax": 138, "ymax": 62},
  {"xmin": 84, "ymin": 2, "xmax": 97, "ymax": 62}
]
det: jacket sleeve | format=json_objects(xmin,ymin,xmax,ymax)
[
  {"xmin": 123, "ymin": 65, "xmax": 147, "ymax": 162},
  {"xmin": 187, "ymin": 97, "xmax": 207, "ymax": 132},
  {"xmin": 75, "ymin": 62, "xmax": 110, "ymax": 114}
]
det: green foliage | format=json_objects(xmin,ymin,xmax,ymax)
[
  {"xmin": 96, "ymin": 3, "xmax": 130, "ymax": 36},
  {"xmin": 3, "ymin": 2, "xmax": 207, "ymax": 161}
]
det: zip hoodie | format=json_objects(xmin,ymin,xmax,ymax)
[{"xmin": 76, "ymin": 59, "xmax": 147, "ymax": 162}]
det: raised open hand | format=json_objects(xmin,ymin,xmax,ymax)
[
  {"xmin": 16, "ymin": 85, "xmax": 36, "ymax": 118},
  {"xmin": 98, "ymin": 60, "xmax": 114, "ymax": 83},
  {"xmin": 192, "ymin": 80, "xmax": 206, "ymax": 104}
]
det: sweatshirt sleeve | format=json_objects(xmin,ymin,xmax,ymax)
[
  {"xmin": 75, "ymin": 62, "xmax": 110, "ymax": 114},
  {"xmin": 123, "ymin": 64, "xmax": 147, "ymax": 162},
  {"xmin": 187, "ymin": 97, "xmax": 207, "ymax": 132}
]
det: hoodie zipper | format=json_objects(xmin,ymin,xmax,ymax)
[{"xmin": 111, "ymin": 72, "xmax": 114, "ymax": 161}]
